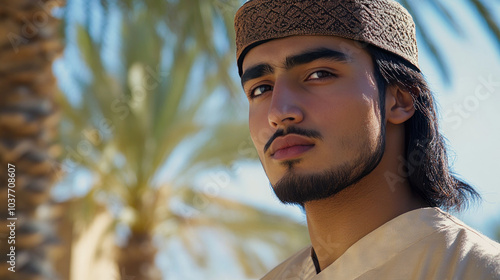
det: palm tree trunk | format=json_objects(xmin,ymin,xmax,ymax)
[
  {"xmin": 0, "ymin": 0, "xmax": 64, "ymax": 279},
  {"xmin": 116, "ymin": 231, "xmax": 161, "ymax": 280}
]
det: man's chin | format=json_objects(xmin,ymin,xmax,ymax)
[
  {"xmin": 270, "ymin": 156, "xmax": 382, "ymax": 206},
  {"xmin": 268, "ymin": 166, "xmax": 327, "ymax": 189},
  {"xmin": 270, "ymin": 170, "xmax": 346, "ymax": 206}
]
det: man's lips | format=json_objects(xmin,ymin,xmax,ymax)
[{"xmin": 269, "ymin": 134, "xmax": 315, "ymax": 160}]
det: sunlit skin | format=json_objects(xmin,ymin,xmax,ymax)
[{"xmin": 241, "ymin": 36, "xmax": 426, "ymax": 271}]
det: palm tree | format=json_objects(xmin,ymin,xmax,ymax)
[
  {"xmin": 57, "ymin": 0, "xmax": 308, "ymax": 279},
  {"xmin": 0, "ymin": 0, "xmax": 64, "ymax": 279}
]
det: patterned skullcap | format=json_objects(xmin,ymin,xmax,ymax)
[{"xmin": 235, "ymin": 0, "xmax": 419, "ymax": 75}]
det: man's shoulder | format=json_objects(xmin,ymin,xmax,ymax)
[
  {"xmin": 425, "ymin": 208, "xmax": 500, "ymax": 254},
  {"xmin": 260, "ymin": 208, "xmax": 500, "ymax": 279},
  {"xmin": 377, "ymin": 207, "xmax": 500, "ymax": 279},
  {"xmin": 260, "ymin": 246, "xmax": 316, "ymax": 280},
  {"xmin": 329, "ymin": 207, "xmax": 500, "ymax": 279},
  {"xmin": 424, "ymin": 208, "xmax": 500, "ymax": 276}
]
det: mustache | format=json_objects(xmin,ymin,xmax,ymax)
[{"xmin": 263, "ymin": 126, "xmax": 323, "ymax": 154}]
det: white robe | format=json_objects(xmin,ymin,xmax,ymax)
[{"xmin": 262, "ymin": 207, "xmax": 500, "ymax": 279}]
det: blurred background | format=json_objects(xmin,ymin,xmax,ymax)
[{"xmin": 0, "ymin": 0, "xmax": 499, "ymax": 279}]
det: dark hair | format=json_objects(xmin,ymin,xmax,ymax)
[{"xmin": 367, "ymin": 45, "xmax": 480, "ymax": 211}]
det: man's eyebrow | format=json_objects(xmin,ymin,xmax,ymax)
[
  {"xmin": 284, "ymin": 48, "xmax": 350, "ymax": 70},
  {"xmin": 240, "ymin": 48, "xmax": 350, "ymax": 86},
  {"xmin": 241, "ymin": 64, "xmax": 274, "ymax": 86}
]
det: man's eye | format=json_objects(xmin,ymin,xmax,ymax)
[
  {"xmin": 307, "ymin": 70, "xmax": 334, "ymax": 80},
  {"xmin": 250, "ymin": 84, "xmax": 273, "ymax": 97}
]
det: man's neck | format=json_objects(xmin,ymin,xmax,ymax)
[{"xmin": 304, "ymin": 176, "xmax": 425, "ymax": 272}]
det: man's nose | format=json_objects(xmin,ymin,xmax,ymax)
[{"xmin": 267, "ymin": 79, "xmax": 304, "ymax": 128}]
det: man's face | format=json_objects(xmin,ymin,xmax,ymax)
[{"xmin": 241, "ymin": 36, "xmax": 385, "ymax": 205}]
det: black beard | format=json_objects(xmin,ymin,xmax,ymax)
[{"xmin": 271, "ymin": 130, "xmax": 385, "ymax": 206}]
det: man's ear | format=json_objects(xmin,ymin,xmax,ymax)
[{"xmin": 385, "ymin": 85, "xmax": 415, "ymax": 124}]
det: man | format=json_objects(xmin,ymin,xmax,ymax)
[{"xmin": 234, "ymin": 0, "xmax": 500, "ymax": 279}]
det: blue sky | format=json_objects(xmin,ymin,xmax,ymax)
[{"xmin": 415, "ymin": 0, "xmax": 500, "ymax": 236}]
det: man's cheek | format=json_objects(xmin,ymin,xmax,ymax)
[{"xmin": 250, "ymin": 125, "xmax": 274, "ymax": 150}]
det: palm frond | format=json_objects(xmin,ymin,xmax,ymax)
[
  {"xmin": 469, "ymin": 0, "xmax": 500, "ymax": 50},
  {"xmin": 152, "ymin": 187, "xmax": 308, "ymax": 276},
  {"xmin": 400, "ymin": 0, "xmax": 500, "ymax": 83},
  {"xmin": 188, "ymin": 122, "xmax": 254, "ymax": 166},
  {"xmin": 427, "ymin": 0, "xmax": 464, "ymax": 36},
  {"xmin": 399, "ymin": 0, "xmax": 450, "ymax": 83}
]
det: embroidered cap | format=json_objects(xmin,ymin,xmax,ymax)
[{"xmin": 234, "ymin": 0, "xmax": 419, "ymax": 75}]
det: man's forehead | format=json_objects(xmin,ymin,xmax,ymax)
[
  {"xmin": 240, "ymin": 36, "xmax": 375, "ymax": 87},
  {"xmin": 241, "ymin": 35, "xmax": 361, "ymax": 72}
]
